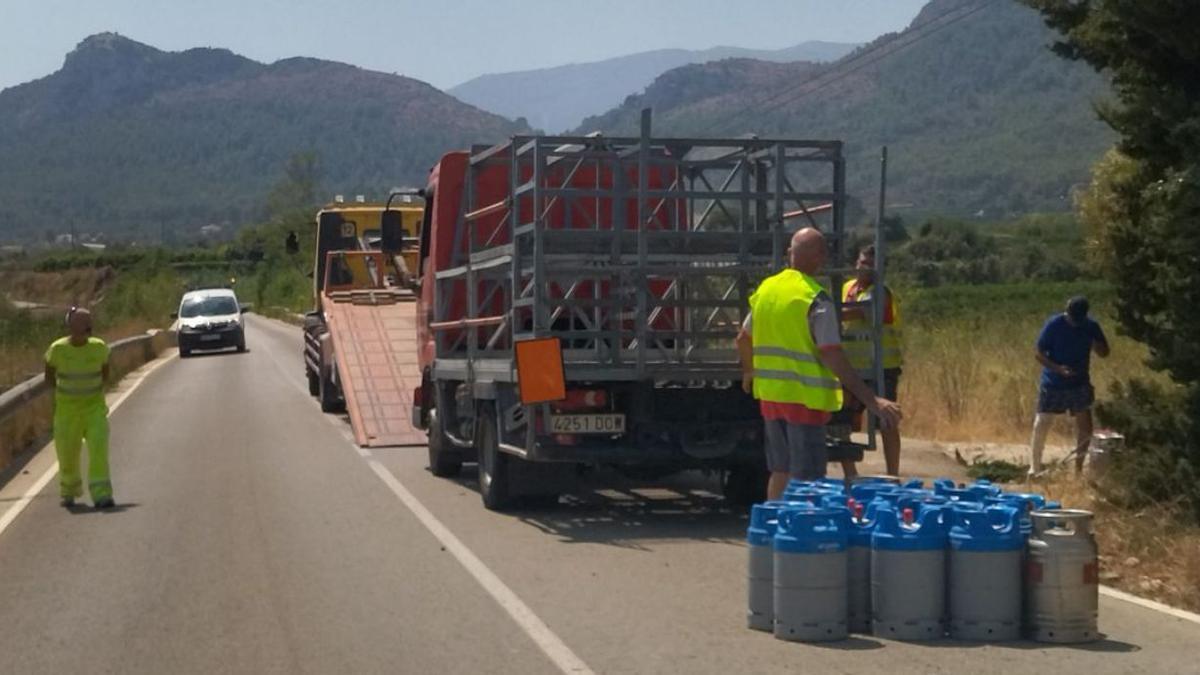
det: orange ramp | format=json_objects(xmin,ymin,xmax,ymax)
[{"xmin": 323, "ymin": 289, "xmax": 425, "ymax": 447}]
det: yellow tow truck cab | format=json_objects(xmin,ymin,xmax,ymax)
[{"xmin": 311, "ymin": 199, "xmax": 424, "ymax": 303}]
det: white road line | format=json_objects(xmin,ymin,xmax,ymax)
[
  {"xmin": 0, "ymin": 352, "xmax": 177, "ymax": 541},
  {"xmin": 249, "ymin": 316, "xmax": 395, "ymax": 455},
  {"xmin": 366, "ymin": 460, "xmax": 594, "ymax": 675},
  {"xmin": 1101, "ymin": 585, "xmax": 1200, "ymax": 625},
  {"xmin": 0, "ymin": 463, "xmax": 59, "ymax": 535}
]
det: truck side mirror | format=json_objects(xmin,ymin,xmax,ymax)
[
  {"xmin": 380, "ymin": 211, "xmax": 405, "ymax": 253},
  {"xmin": 170, "ymin": 311, "xmax": 178, "ymax": 319}
]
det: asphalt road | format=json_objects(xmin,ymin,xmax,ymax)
[{"xmin": 1, "ymin": 314, "xmax": 1197, "ymax": 674}]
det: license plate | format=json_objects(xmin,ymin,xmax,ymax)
[
  {"xmin": 199, "ymin": 334, "xmax": 222, "ymax": 342},
  {"xmin": 549, "ymin": 414, "xmax": 626, "ymax": 434}
]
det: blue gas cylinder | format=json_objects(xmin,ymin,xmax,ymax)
[
  {"xmin": 896, "ymin": 492, "xmax": 950, "ymax": 516},
  {"xmin": 782, "ymin": 486, "xmax": 840, "ymax": 504},
  {"xmin": 871, "ymin": 503, "xmax": 949, "ymax": 640},
  {"xmin": 968, "ymin": 479, "xmax": 1003, "ymax": 499},
  {"xmin": 933, "ymin": 478, "xmax": 976, "ymax": 501},
  {"xmin": 850, "ymin": 481, "xmax": 898, "ymax": 504},
  {"xmin": 786, "ymin": 479, "xmax": 845, "ymax": 494},
  {"xmin": 989, "ymin": 493, "xmax": 1048, "ymax": 534},
  {"xmin": 948, "ymin": 504, "xmax": 1023, "ymax": 641},
  {"xmin": 773, "ymin": 505, "xmax": 850, "ymax": 642},
  {"xmin": 747, "ymin": 502, "xmax": 782, "ymax": 630},
  {"xmin": 845, "ymin": 499, "xmax": 875, "ymax": 634}
]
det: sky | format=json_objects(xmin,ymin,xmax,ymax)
[{"xmin": 1, "ymin": 0, "xmax": 929, "ymax": 92}]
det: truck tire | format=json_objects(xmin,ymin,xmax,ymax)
[
  {"xmin": 427, "ymin": 408, "xmax": 463, "ymax": 477},
  {"xmin": 476, "ymin": 406, "xmax": 512, "ymax": 510},
  {"xmin": 306, "ymin": 369, "xmax": 320, "ymax": 397},
  {"xmin": 723, "ymin": 463, "xmax": 767, "ymax": 506},
  {"xmin": 319, "ymin": 367, "xmax": 344, "ymax": 413}
]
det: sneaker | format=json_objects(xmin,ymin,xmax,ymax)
[
  {"xmin": 94, "ymin": 497, "xmax": 115, "ymax": 509},
  {"xmin": 60, "ymin": 496, "xmax": 75, "ymax": 508}
]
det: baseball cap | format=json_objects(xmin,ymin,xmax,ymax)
[{"xmin": 1067, "ymin": 296, "xmax": 1089, "ymax": 321}]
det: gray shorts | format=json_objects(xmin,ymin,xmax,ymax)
[{"xmin": 763, "ymin": 420, "xmax": 827, "ymax": 479}]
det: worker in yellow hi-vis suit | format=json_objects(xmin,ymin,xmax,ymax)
[{"xmin": 44, "ymin": 307, "xmax": 115, "ymax": 509}]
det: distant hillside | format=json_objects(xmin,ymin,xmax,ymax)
[
  {"xmin": 579, "ymin": 0, "xmax": 1115, "ymax": 218},
  {"xmin": 449, "ymin": 41, "xmax": 857, "ymax": 134},
  {"xmin": 0, "ymin": 33, "xmax": 528, "ymax": 243}
]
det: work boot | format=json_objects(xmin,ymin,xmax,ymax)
[{"xmin": 94, "ymin": 497, "xmax": 115, "ymax": 510}]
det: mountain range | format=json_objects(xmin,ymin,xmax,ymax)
[
  {"xmin": 577, "ymin": 0, "xmax": 1115, "ymax": 218},
  {"xmin": 0, "ymin": 33, "xmax": 527, "ymax": 243},
  {"xmin": 448, "ymin": 41, "xmax": 858, "ymax": 134},
  {"xmin": 0, "ymin": 0, "xmax": 1118, "ymax": 243}
]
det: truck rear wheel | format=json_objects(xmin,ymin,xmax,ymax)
[
  {"xmin": 319, "ymin": 366, "xmax": 344, "ymax": 413},
  {"xmin": 476, "ymin": 406, "xmax": 512, "ymax": 510},
  {"xmin": 427, "ymin": 408, "xmax": 463, "ymax": 477},
  {"xmin": 306, "ymin": 368, "xmax": 320, "ymax": 396}
]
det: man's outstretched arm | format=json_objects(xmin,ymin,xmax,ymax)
[{"xmin": 817, "ymin": 345, "xmax": 902, "ymax": 429}]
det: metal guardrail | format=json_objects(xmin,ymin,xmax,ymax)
[
  {"xmin": 0, "ymin": 330, "xmax": 176, "ymax": 474},
  {"xmin": 0, "ymin": 375, "xmax": 48, "ymax": 425}
]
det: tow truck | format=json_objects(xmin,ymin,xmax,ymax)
[{"xmin": 301, "ymin": 195, "xmax": 428, "ymax": 447}]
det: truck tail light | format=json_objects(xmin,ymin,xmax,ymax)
[{"xmin": 553, "ymin": 388, "xmax": 608, "ymax": 412}]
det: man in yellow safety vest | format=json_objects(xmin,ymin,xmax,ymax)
[
  {"xmin": 840, "ymin": 244, "xmax": 904, "ymax": 476},
  {"xmin": 44, "ymin": 307, "xmax": 115, "ymax": 509},
  {"xmin": 736, "ymin": 228, "xmax": 902, "ymax": 500}
]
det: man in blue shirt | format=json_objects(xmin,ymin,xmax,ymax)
[{"xmin": 1029, "ymin": 296, "xmax": 1110, "ymax": 475}]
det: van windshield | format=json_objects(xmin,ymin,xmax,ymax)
[{"xmin": 180, "ymin": 296, "xmax": 239, "ymax": 318}]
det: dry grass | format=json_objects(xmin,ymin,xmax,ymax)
[
  {"xmin": 894, "ymin": 287, "xmax": 1200, "ymax": 611},
  {"xmin": 0, "ymin": 268, "xmax": 115, "ymax": 307},
  {"xmin": 0, "ymin": 344, "xmax": 44, "ymax": 391},
  {"xmin": 897, "ymin": 317, "xmax": 1160, "ymax": 445},
  {"xmin": 1038, "ymin": 472, "xmax": 1200, "ymax": 613}
]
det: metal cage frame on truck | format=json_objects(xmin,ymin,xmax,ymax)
[{"xmin": 424, "ymin": 112, "xmax": 890, "ymax": 507}]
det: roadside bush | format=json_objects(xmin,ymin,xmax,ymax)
[
  {"xmin": 1097, "ymin": 379, "xmax": 1200, "ymax": 521},
  {"xmin": 246, "ymin": 257, "xmax": 311, "ymax": 314},
  {"xmin": 94, "ymin": 256, "xmax": 183, "ymax": 329}
]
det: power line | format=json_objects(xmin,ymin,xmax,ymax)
[{"xmin": 697, "ymin": 0, "xmax": 997, "ymax": 135}]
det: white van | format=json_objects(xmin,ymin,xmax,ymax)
[{"xmin": 173, "ymin": 288, "xmax": 247, "ymax": 358}]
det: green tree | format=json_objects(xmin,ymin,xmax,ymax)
[
  {"xmin": 1024, "ymin": 0, "xmax": 1200, "ymax": 517},
  {"xmin": 267, "ymin": 152, "xmax": 321, "ymax": 220}
]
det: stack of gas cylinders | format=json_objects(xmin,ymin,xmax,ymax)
[{"xmin": 746, "ymin": 476, "xmax": 1100, "ymax": 643}]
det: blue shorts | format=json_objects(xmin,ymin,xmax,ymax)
[{"xmin": 1038, "ymin": 384, "xmax": 1094, "ymax": 414}]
